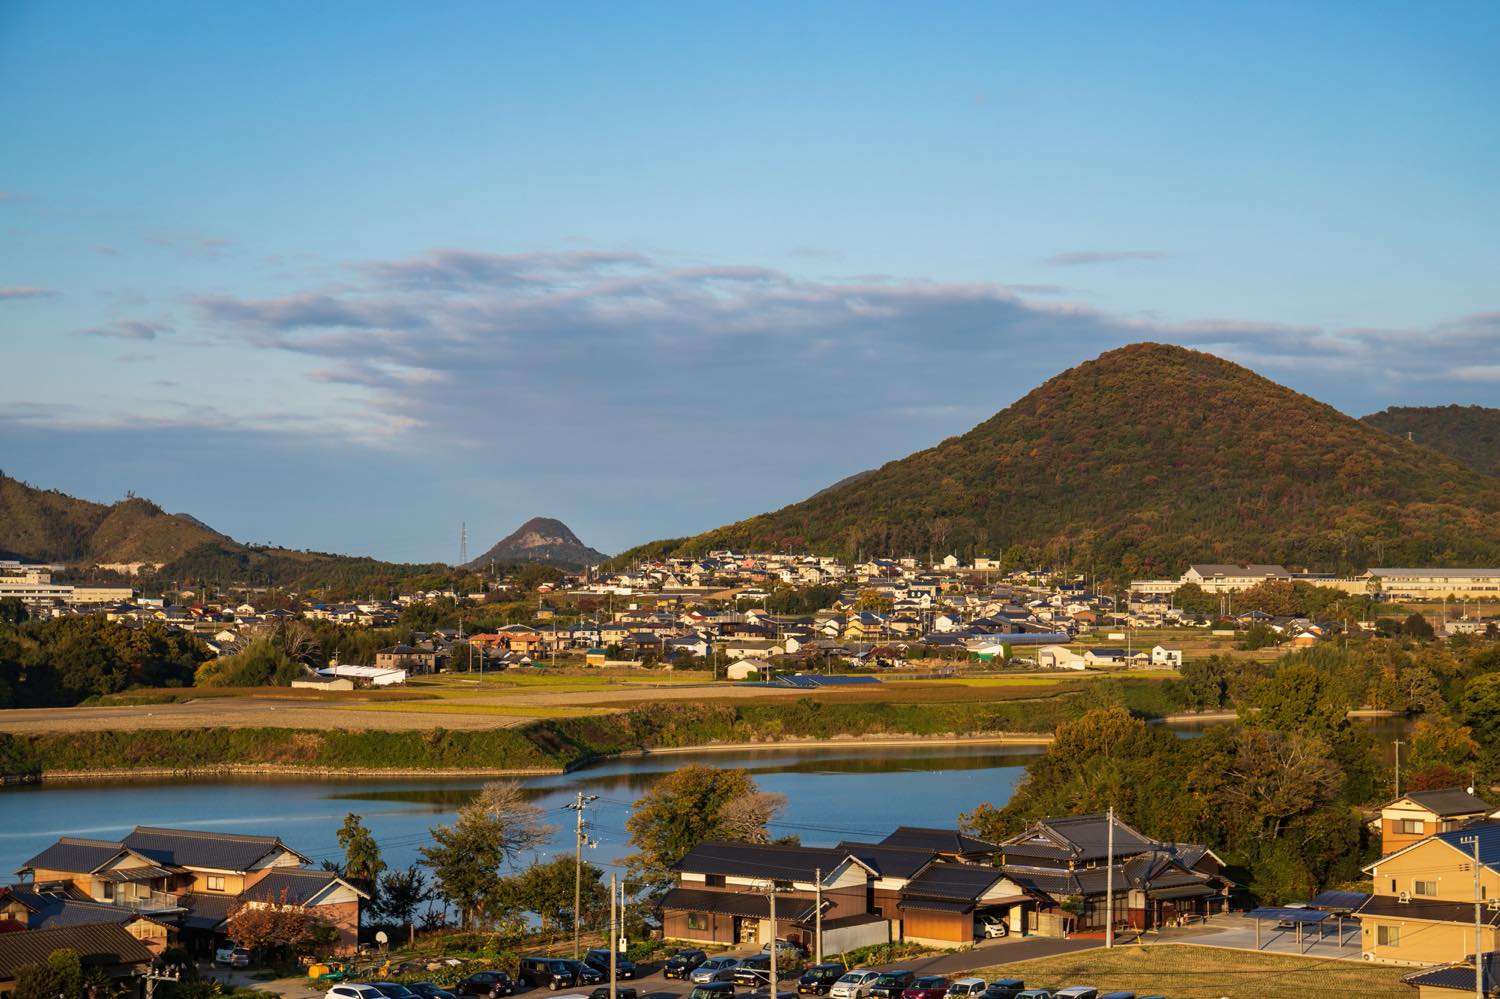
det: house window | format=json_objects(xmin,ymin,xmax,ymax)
[
  {"xmin": 1398, "ymin": 819, "xmax": 1424, "ymax": 835},
  {"xmin": 1413, "ymin": 880, "xmax": 1438, "ymax": 896},
  {"xmin": 1390, "ymin": 879, "xmax": 1397, "ymax": 893},
  {"xmin": 100, "ymin": 882, "xmax": 114, "ymax": 900},
  {"xmin": 687, "ymin": 913, "xmax": 707, "ymax": 931},
  {"xmin": 1377, "ymin": 925, "xmax": 1400, "ymax": 947},
  {"xmin": 206, "ymin": 876, "xmax": 226, "ymax": 892},
  {"xmin": 705, "ymin": 875, "xmax": 725, "ymax": 888}
]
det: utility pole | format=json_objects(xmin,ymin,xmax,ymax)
[
  {"xmin": 769, "ymin": 888, "xmax": 778, "ymax": 992},
  {"xmin": 1463, "ymin": 834, "xmax": 1483, "ymax": 999},
  {"xmin": 1394, "ymin": 740, "xmax": 1405, "ymax": 798},
  {"xmin": 565, "ymin": 792, "xmax": 599, "ymax": 958},
  {"xmin": 814, "ymin": 868, "xmax": 824, "ymax": 965},
  {"xmin": 1105, "ymin": 806, "xmax": 1115, "ymax": 948},
  {"xmin": 609, "ymin": 872, "xmax": 618, "ymax": 999}
]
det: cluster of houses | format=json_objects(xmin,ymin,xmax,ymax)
[
  {"xmin": 0, "ymin": 826, "xmax": 367, "ymax": 994},
  {"xmin": 661, "ymin": 816, "xmax": 1232, "ymax": 954}
]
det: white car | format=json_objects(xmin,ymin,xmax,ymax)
[
  {"xmin": 213, "ymin": 944, "xmax": 250, "ymax": 968},
  {"xmin": 945, "ymin": 980, "xmax": 987, "ymax": 999},
  {"xmin": 326, "ymin": 986, "xmax": 385, "ymax": 999},
  {"xmin": 690, "ymin": 957, "xmax": 741, "ymax": 984},
  {"xmin": 830, "ymin": 971, "xmax": 883, "ymax": 999},
  {"xmin": 976, "ymin": 913, "xmax": 1009, "ymax": 938}
]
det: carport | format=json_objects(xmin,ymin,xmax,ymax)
[{"xmin": 1244, "ymin": 906, "xmax": 1341, "ymax": 953}]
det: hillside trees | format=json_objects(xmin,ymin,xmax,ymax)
[
  {"xmin": 625, "ymin": 765, "xmax": 786, "ymax": 891},
  {"xmin": 420, "ymin": 781, "xmax": 555, "ymax": 928}
]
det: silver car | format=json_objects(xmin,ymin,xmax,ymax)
[
  {"xmin": 830, "ymin": 972, "xmax": 883, "ymax": 999},
  {"xmin": 691, "ymin": 957, "xmax": 742, "ymax": 985}
]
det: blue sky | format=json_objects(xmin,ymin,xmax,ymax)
[{"xmin": 3, "ymin": 1, "xmax": 1498, "ymax": 560}]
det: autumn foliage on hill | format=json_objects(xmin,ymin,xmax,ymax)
[
  {"xmin": 626, "ymin": 344, "xmax": 1500, "ymax": 575},
  {"xmin": 1363, "ymin": 404, "xmax": 1500, "ymax": 478}
]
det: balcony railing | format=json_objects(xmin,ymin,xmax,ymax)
[{"xmin": 110, "ymin": 890, "xmax": 185, "ymax": 913}]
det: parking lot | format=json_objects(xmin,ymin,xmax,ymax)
[{"xmin": 242, "ymin": 937, "xmax": 1101, "ymax": 999}]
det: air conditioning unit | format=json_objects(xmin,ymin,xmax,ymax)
[
  {"xmin": 1487, "ymin": 898, "xmax": 1499, "ymax": 912},
  {"xmin": 1363, "ymin": 952, "xmax": 1376, "ymax": 962},
  {"xmin": 1398, "ymin": 891, "xmax": 1411, "ymax": 903}
]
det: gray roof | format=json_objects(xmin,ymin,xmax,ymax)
[
  {"xmin": 1001, "ymin": 813, "xmax": 1156, "ymax": 863},
  {"xmin": 242, "ymin": 867, "xmax": 358, "ymax": 904},
  {"xmin": 1403, "ymin": 954, "xmax": 1500, "ymax": 995},
  {"xmin": 1188, "ymin": 564, "xmax": 1288, "ymax": 577},
  {"xmin": 19, "ymin": 837, "xmax": 130, "ymax": 876},
  {"xmin": 123, "ymin": 826, "xmax": 304, "ymax": 871},
  {"xmin": 1401, "ymin": 787, "xmax": 1493, "ymax": 817},
  {"xmin": 30, "ymin": 898, "xmax": 168, "ymax": 931},
  {"xmin": 902, "ymin": 861, "xmax": 1007, "ymax": 902},
  {"xmin": 0, "ymin": 923, "xmax": 152, "ymax": 978},
  {"xmin": 878, "ymin": 827, "xmax": 998, "ymax": 857},
  {"xmin": 175, "ymin": 892, "xmax": 239, "ymax": 931},
  {"xmin": 674, "ymin": 841, "xmax": 856, "ymax": 882},
  {"xmin": 835, "ymin": 842, "xmax": 937, "ymax": 880}
]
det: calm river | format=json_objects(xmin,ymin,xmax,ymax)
[{"xmin": 0, "ymin": 743, "xmax": 1048, "ymax": 878}]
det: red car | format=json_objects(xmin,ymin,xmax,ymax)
[{"xmin": 902, "ymin": 977, "xmax": 950, "ymax": 999}]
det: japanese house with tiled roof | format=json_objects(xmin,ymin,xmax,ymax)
[{"xmin": 13, "ymin": 826, "xmax": 367, "ymax": 955}]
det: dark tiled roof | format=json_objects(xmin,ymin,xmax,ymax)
[
  {"xmin": 32, "ymin": 899, "xmax": 168, "ymax": 931},
  {"xmin": 673, "ymin": 842, "xmax": 855, "ymax": 882},
  {"xmin": 242, "ymin": 868, "xmax": 357, "ymax": 904},
  {"xmin": 1402, "ymin": 954, "xmax": 1500, "ymax": 994},
  {"xmin": 0, "ymin": 923, "xmax": 152, "ymax": 978},
  {"xmin": 1001, "ymin": 814, "xmax": 1155, "ymax": 863},
  {"xmin": 659, "ymin": 887, "xmax": 818, "ymax": 923},
  {"xmin": 878, "ymin": 827, "xmax": 998, "ymax": 856},
  {"xmin": 19, "ymin": 838, "xmax": 129, "ymax": 876},
  {"xmin": 835, "ymin": 843, "xmax": 936, "ymax": 880},
  {"xmin": 176, "ymin": 893, "xmax": 238, "ymax": 931},
  {"xmin": 902, "ymin": 862, "xmax": 1006, "ymax": 902},
  {"xmin": 1403, "ymin": 787, "xmax": 1493, "ymax": 817},
  {"xmin": 123, "ymin": 827, "xmax": 303, "ymax": 871}
]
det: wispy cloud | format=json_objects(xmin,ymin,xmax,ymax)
[
  {"xmin": 0, "ymin": 286, "xmax": 58, "ymax": 300},
  {"xmin": 1044, "ymin": 250, "xmax": 1169, "ymax": 267},
  {"xmin": 76, "ymin": 320, "xmax": 171, "ymax": 340},
  {"xmin": 145, "ymin": 231, "xmax": 236, "ymax": 259}
]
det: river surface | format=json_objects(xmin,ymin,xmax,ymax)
[
  {"xmin": 0, "ymin": 743, "xmax": 1048, "ymax": 879},
  {"xmin": 0, "ymin": 716, "xmax": 1415, "ymax": 880}
]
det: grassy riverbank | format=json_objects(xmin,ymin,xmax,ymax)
[{"xmin": 0, "ymin": 695, "xmax": 1081, "ymax": 778}]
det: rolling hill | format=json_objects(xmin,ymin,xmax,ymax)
[
  {"xmin": 0, "ymin": 474, "xmax": 227, "ymax": 565},
  {"xmin": 1363, "ymin": 405, "xmax": 1500, "ymax": 478},
  {"xmin": 619, "ymin": 343, "xmax": 1500, "ymax": 576},
  {"xmin": 465, "ymin": 516, "xmax": 607, "ymax": 570}
]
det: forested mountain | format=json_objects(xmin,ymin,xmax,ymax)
[
  {"xmin": 0, "ymin": 474, "xmax": 226, "ymax": 564},
  {"xmin": 465, "ymin": 516, "xmax": 607, "ymax": 570},
  {"xmin": 1363, "ymin": 405, "xmax": 1500, "ymax": 478},
  {"xmin": 619, "ymin": 343, "xmax": 1500, "ymax": 576}
]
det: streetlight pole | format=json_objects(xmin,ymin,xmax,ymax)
[
  {"xmin": 1462, "ymin": 834, "xmax": 1483, "ymax": 999},
  {"xmin": 565, "ymin": 791, "xmax": 598, "ymax": 958},
  {"xmin": 1105, "ymin": 806, "xmax": 1115, "ymax": 948},
  {"xmin": 1395, "ymin": 740, "xmax": 1405, "ymax": 798}
]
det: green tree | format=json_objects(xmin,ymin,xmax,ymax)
[
  {"xmin": 47, "ymin": 949, "xmax": 83, "ymax": 999},
  {"xmin": 12, "ymin": 963, "xmax": 63, "ymax": 999},
  {"xmin": 1460, "ymin": 673, "xmax": 1500, "ymax": 747},
  {"xmin": 625, "ymin": 765, "xmax": 786, "ymax": 891},
  {"xmin": 420, "ymin": 780, "xmax": 555, "ymax": 928},
  {"xmin": 376, "ymin": 865, "xmax": 432, "ymax": 945},
  {"xmin": 503, "ymin": 856, "xmax": 609, "ymax": 933},
  {"xmin": 1403, "ymin": 613, "xmax": 1435, "ymax": 640},
  {"xmin": 1170, "ymin": 583, "xmax": 1218, "ymax": 617},
  {"xmin": 1245, "ymin": 662, "xmax": 1346, "ymax": 736},
  {"xmin": 337, "ymin": 813, "xmax": 385, "ymax": 903}
]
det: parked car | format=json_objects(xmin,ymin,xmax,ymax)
[
  {"xmin": 830, "ymin": 971, "xmax": 883, "ymax": 999},
  {"xmin": 901, "ymin": 977, "xmax": 950, "ymax": 999},
  {"xmin": 976, "ymin": 914, "xmax": 1009, "ymax": 939},
  {"xmin": 519, "ymin": 958, "xmax": 603, "ymax": 991},
  {"xmin": 589, "ymin": 989, "xmax": 638, "ymax": 999},
  {"xmin": 945, "ymin": 980, "xmax": 987, "ymax": 999},
  {"xmin": 1013, "ymin": 992, "xmax": 1053, "ymax": 999},
  {"xmin": 584, "ymin": 950, "xmax": 638, "ymax": 980},
  {"xmin": 365, "ymin": 984, "xmax": 418, "ymax": 999},
  {"xmin": 735, "ymin": 957, "xmax": 775, "ymax": 989},
  {"xmin": 455, "ymin": 972, "xmax": 515, "ymax": 999},
  {"xmin": 1052, "ymin": 989, "xmax": 1097, "ymax": 999},
  {"xmin": 981, "ymin": 981, "xmax": 1024, "ymax": 999},
  {"xmin": 327, "ymin": 987, "xmax": 385, "ymax": 999},
  {"xmin": 688, "ymin": 983, "xmax": 737, "ymax": 999},
  {"xmin": 799, "ymin": 965, "xmax": 847, "ymax": 995},
  {"xmin": 869, "ymin": 972, "xmax": 914, "ymax": 999},
  {"xmin": 761, "ymin": 939, "xmax": 808, "ymax": 960},
  {"xmin": 1098, "ymin": 992, "xmax": 1136, "ymax": 999},
  {"xmin": 665, "ymin": 950, "xmax": 709, "ymax": 980},
  {"xmin": 405, "ymin": 984, "xmax": 455, "ymax": 999},
  {"xmin": 691, "ymin": 957, "xmax": 742, "ymax": 985},
  {"xmin": 214, "ymin": 944, "xmax": 251, "ymax": 968}
]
